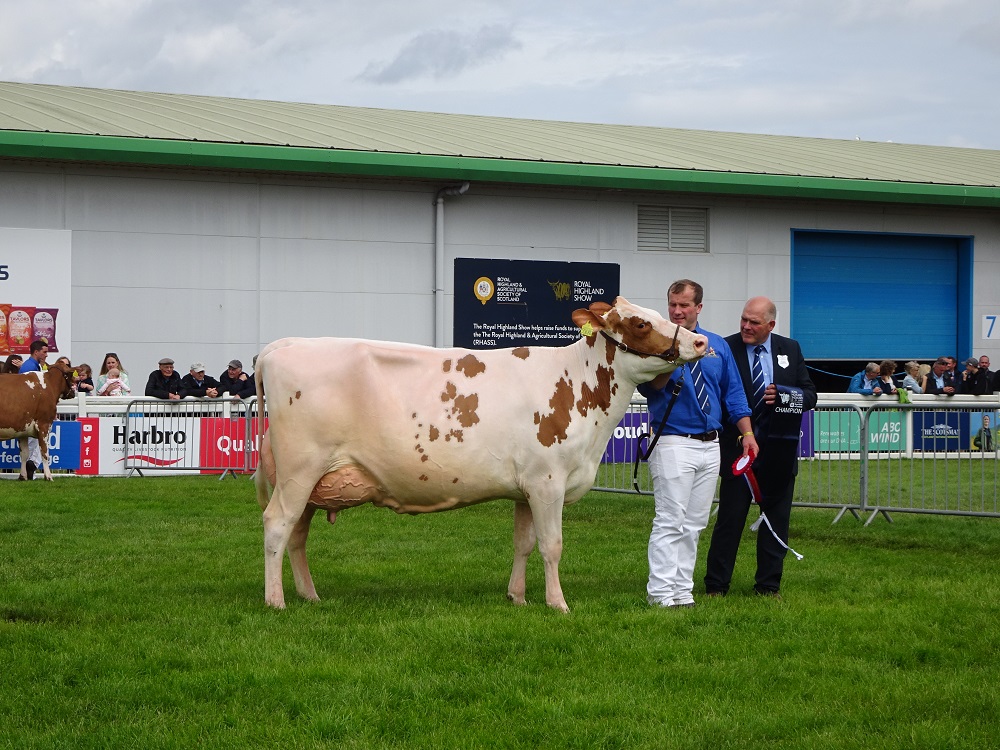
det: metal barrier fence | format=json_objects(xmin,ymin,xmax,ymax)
[
  {"xmin": 593, "ymin": 395, "xmax": 1000, "ymax": 523},
  {"xmin": 33, "ymin": 393, "xmax": 1000, "ymax": 523}
]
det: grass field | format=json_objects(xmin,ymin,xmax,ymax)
[{"xmin": 2, "ymin": 477, "xmax": 999, "ymax": 749}]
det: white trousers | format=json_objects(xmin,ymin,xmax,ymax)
[{"xmin": 647, "ymin": 436, "xmax": 720, "ymax": 605}]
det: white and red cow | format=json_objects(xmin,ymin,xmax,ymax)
[
  {"xmin": 0, "ymin": 363, "xmax": 77, "ymax": 481},
  {"xmin": 254, "ymin": 297, "xmax": 707, "ymax": 611}
]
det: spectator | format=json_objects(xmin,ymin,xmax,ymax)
[
  {"xmin": 180, "ymin": 362, "xmax": 220, "ymax": 398},
  {"xmin": 1, "ymin": 354, "xmax": 23, "ymax": 373},
  {"xmin": 847, "ymin": 363, "xmax": 884, "ymax": 395},
  {"xmin": 18, "ymin": 340, "xmax": 49, "ymax": 373},
  {"xmin": 218, "ymin": 358, "xmax": 255, "ymax": 399},
  {"xmin": 75, "ymin": 363, "xmax": 95, "ymax": 395},
  {"xmin": 54, "ymin": 356, "xmax": 71, "ymax": 368},
  {"xmin": 922, "ymin": 358, "xmax": 956, "ymax": 395},
  {"xmin": 97, "ymin": 352, "xmax": 131, "ymax": 396},
  {"xmin": 97, "ymin": 366, "xmax": 131, "ymax": 397},
  {"xmin": 945, "ymin": 356, "xmax": 958, "ymax": 377},
  {"xmin": 145, "ymin": 357, "xmax": 182, "ymax": 400},
  {"xmin": 878, "ymin": 360, "xmax": 898, "ymax": 394},
  {"xmin": 979, "ymin": 356, "xmax": 997, "ymax": 393},
  {"xmin": 901, "ymin": 361, "xmax": 923, "ymax": 393},
  {"xmin": 959, "ymin": 357, "xmax": 991, "ymax": 395}
]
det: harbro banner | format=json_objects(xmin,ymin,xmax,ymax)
[{"xmin": 453, "ymin": 258, "xmax": 620, "ymax": 349}]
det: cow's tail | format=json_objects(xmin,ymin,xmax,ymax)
[{"xmin": 253, "ymin": 349, "xmax": 271, "ymax": 511}]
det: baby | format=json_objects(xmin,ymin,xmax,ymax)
[{"xmin": 98, "ymin": 367, "xmax": 131, "ymax": 397}]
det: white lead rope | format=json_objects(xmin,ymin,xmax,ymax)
[{"xmin": 733, "ymin": 454, "xmax": 804, "ymax": 561}]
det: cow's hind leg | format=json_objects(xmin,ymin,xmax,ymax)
[
  {"xmin": 507, "ymin": 501, "xmax": 536, "ymax": 605},
  {"xmin": 262, "ymin": 484, "xmax": 312, "ymax": 609},
  {"xmin": 528, "ymin": 491, "xmax": 569, "ymax": 613},
  {"xmin": 288, "ymin": 504, "xmax": 320, "ymax": 601},
  {"xmin": 17, "ymin": 437, "xmax": 29, "ymax": 480}
]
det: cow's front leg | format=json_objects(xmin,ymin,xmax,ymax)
[
  {"xmin": 529, "ymin": 492, "xmax": 569, "ymax": 613},
  {"xmin": 288, "ymin": 504, "xmax": 320, "ymax": 602},
  {"xmin": 507, "ymin": 501, "xmax": 536, "ymax": 605},
  {"xmin": 37, "ymin": 431, "xmax": 54, "ymax": 481}
]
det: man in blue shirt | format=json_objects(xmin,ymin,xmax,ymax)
[
  {"xmin": 637, "ymin": 280, "xmax": 757, "ymax": 608},
  {"xmin": 847, "ymin": 363, "xmax": 884, "ymax": 395}
]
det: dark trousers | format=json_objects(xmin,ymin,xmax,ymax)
[{"xmin": 704, "ymin": 472, "xmax": 795, "ymax": 595}]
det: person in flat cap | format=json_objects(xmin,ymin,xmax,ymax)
[
  {"xmin": 180, "ymin": 362, "xmax": 220, "ymax": 398},
  {"xmin": 960, "ymin": 357, "xmax": 991, "ymax": 395},
  {"xmin": 218, "ymin": 358, "xmax": 255, "ymax": 400},
  {"xmin": 145, "ymin": 357, "xmax": 183, "ymax": 400},
  {"xmin": 922, "ymin": 358, "xmax": 956, "ymax": 395}
]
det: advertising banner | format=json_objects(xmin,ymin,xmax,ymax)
[
  {"xmin": 453, "ymin": 258, "xmax": 620, "ymax": 349},
  {"xmin": 0, "ymin": 421, "xmax": 81, "ymax": 471},
  {"xmin": 914, "ymin": 411, "xmax": 970, "ymax": 452},
  {"xmin": 198, "ymin": 417, "xmax": 265, "ymax": 473}
]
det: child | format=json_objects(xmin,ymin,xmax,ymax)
[
  {"xmin": 97, "ymin": 366, "xmax": 131, "ymax": 396},
  {"xmin": 75, "ymin": 363, "xmax": 95, "ymax": 394}
]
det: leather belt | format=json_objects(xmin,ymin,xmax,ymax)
[{"xmin": 673, "ymin": 431, "xmax": 719, "ymax": 442}]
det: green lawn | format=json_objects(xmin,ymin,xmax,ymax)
[{"xmin": 2, "ymin": 477, "xmax": 998, "ymax": 749}]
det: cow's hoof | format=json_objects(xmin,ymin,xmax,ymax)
[
  {"xmin": 506, "ymin": 592, "xmax": 527, "ymax": 606},
  {"xmin": 265, "ymin": 598, "xmax": 287, "ymax": 610}
]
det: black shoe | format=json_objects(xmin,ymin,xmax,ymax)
[{"xmin": 26, "ymin": 460, "xmax": 36, "ymax": 481}]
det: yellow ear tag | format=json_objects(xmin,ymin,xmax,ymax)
[
  {"xmin": 580, "ymin": 322, "xmax": 594, "ymax": 337},
  {"xmin": 73, "ymin": 370, "xmax": 79, "ymax": 378}
]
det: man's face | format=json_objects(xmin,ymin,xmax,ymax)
[
  {"xmin": 191, "ymin": 369, "xmax": 205, "ymax": 380},
  {"xmin": 739, "ymin": 302, "xmax": 775, "ymax": 345},
  {"xmin": 35, "ymin": 346, "xmax": 49, "ymax": 363},
  {"xmin": 668, "ymin": 285, "xmax": 702, "ymax": 331},
  {"xmin": 947, "ymin": 357, "xmax": 957, "ymax": 371},
  {"xmin": 933, "ymin": 362, "xmax": 947, "ymax": 375},
  {"xmin": 980, "ymin": 357, "xmax": 991, "ymax": 369},
  {"xmin": 159, "ymin": 363, "xmax": 174, "ymax": 377},
  {"xmin": 227, "ymin": 365, "xmax": 242, "ymax": 378}
]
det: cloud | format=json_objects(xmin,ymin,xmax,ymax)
[{"xmin": 360, "ymin": 24, "xmax": 520, "ymax": 84}]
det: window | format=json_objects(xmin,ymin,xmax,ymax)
[{"xmin": 637, "ymin": 206, "xmax": 708, "ymax": 252}]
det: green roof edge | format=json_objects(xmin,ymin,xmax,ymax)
[{"xmin": 2, "ymin": 129, "xmax": 998, "ymax": 207}]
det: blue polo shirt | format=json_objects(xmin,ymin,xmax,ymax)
[
  {"xmin": 637, "ymin": 325, "xmax": 751, "ymax": 434},
  {"xmin": 19, "ymin": 357, "xmax": 42, "ymax": 373}
]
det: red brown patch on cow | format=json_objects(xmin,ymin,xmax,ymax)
[
  {"xmin": 452, "ymin": 394, "xmax": 480, "ymax": 428},
  {"xmin": 576, "ymin": 364, "xmax": 616, "ymax": 416},
  {"xmin": 440, "ymin": 382, "xmax": 457, "ymax": 402},
  {"xmin": 419, "ymin": 474, "xmax": 428, "ymax": 482},
  {"xmin": 442, "ymin": 359, "xmax": 452, "ymax": 372},
  {"xmin": 452, "ymin": 477, "xmax": 459, "ymax": 483},
  {"xmin": 428, "ymin": 425, "xmax": 440, "ymax": 441},
  {"xmin": 289, "ymin": 396, "xmax": 293, "ymax": 405},
  {"xmin": 421, "ymin": 455, "xmax": 429, "ymax": 462},
  {"xmin": 534, "ymin": 376, "xmax": 574, "ymax": 447},
  {"xmin": 445, "ymin": 429, "xmax": 464, "ymax": 442},
  {"xmin": 295, "ymin": 391, "xmax": 301, "ymax": 400},
  {"xmin": 456, "ymin": 354, "xmax": 486, "ymax": 378},
  {"xmin": 512, "ymin": 348, "xmax": 530, "ymax": 360}
]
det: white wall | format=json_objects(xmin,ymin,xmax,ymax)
[{"xmin": 1, "ymin": 160, "xmax": 999, "ymax": 380}]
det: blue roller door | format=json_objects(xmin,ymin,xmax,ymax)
[{"xmin": 791, "ymin": 230, "xmax": 972, "ymax": 360}]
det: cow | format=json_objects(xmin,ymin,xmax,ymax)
[
  {"xmin": 0, "ymin": 362, "xmax": 77, "ymax": 481},
  {"xmin": 254, "ymin": 297, "xmax": 707, "ymax": 612}
]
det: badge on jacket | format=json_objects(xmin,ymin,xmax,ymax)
[{"xmin": 777, "ymin": 354, "xmax": 789, "ymax": 369}]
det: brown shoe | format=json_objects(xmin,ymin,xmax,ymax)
[
  {"xmin": 705, "ymin": 591, "xmax": 725, "ymax": 598},
  {"xmin": 754, "ymin": 590, "xmax": 782, "ymax": 601}
]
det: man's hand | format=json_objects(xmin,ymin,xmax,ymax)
[{"xmin": 741, "ymin": 433, "xmax": 759, "ymax": 458}]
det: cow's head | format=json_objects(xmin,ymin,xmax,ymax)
[
  {"xmin": 49, "ymin": 362, "xmax": 78, "ymax": 400},
  {"xmin": 572, "ymin": 296, "xmax": 707, "ymax": 376}
]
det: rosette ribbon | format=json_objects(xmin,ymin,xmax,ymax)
[{"xmin": 731, "ymin": 453, "xmax": 804, "ymax": 561}]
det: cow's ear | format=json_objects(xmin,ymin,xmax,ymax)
[{"xmin": 572, "ymin": 307, "xmax": 608, "ymax": 332}]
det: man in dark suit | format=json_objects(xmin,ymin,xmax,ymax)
[{"xmin": 704, "ymin": 296, "xmax": 817, "ymax": 599}]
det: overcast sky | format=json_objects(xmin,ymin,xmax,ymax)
[{"xmin": 2, "ymin": 0, "xmax": 999, "ymax": 149}]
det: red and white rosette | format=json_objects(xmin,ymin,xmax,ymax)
[{"xmin": 732, "ymin": 453, "xmax": 803, "ymax": 560}]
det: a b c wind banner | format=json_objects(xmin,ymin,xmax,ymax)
[{"xmin": 454, "ymin": 258, "xmax": 620, "ymax": 349}]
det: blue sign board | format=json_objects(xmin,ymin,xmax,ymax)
[{"xmin": 0, "ymin": 420, "xmax": 81, "ymax": 471}]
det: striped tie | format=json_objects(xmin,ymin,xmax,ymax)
[
  {"xmin": 751, "ymin": 344, "xmax": 767, "ymax": 424},
  {"xmin": 689, "ymin": 361, "xmax": 711, "ymax": 414}
]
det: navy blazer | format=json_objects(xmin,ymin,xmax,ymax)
[{"xmin": 720, "ymin": 332, "xmax": 818, "ymax": 474}]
